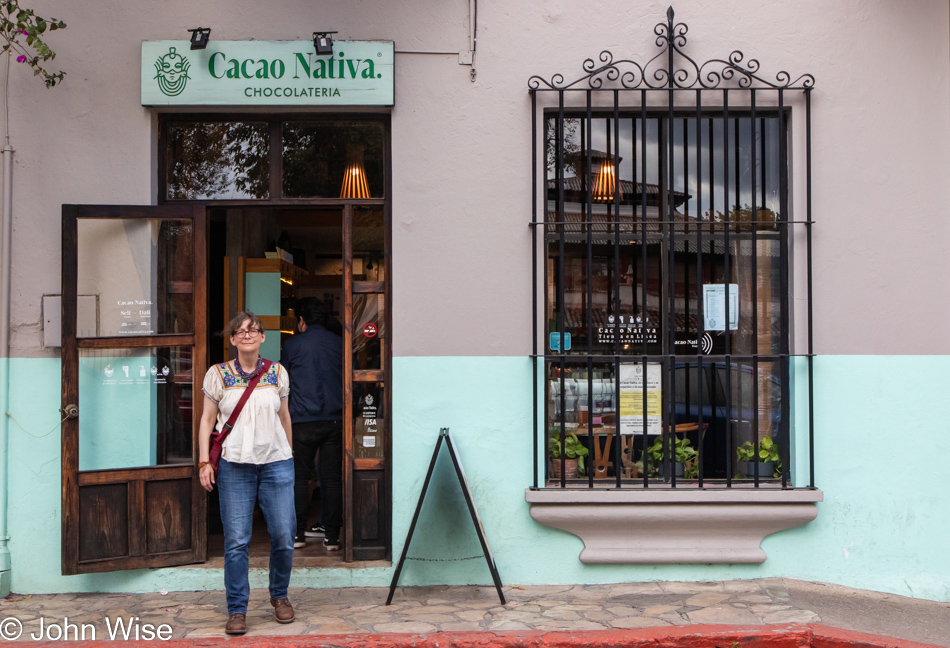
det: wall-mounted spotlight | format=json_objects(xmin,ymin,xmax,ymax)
[
  {"xmin": 188, "ymin": 27, "xmax": 211, "ymax": 50},
  {"xmin": 313, "ymin": 31, "xmax": 338, "ymax": 55}
]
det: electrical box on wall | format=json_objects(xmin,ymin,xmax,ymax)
[{"xmin": 43, "ymin": 295, "xmax": 99, "ymax": 346}]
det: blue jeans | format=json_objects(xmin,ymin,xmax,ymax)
[{"xmin": 218, "ymin": 458, "xmax": 296, "ymax": 614}]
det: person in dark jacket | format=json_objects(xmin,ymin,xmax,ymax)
[{"xmin": 280, "ymin": 297, "xmax": 343, "ymax": 551}]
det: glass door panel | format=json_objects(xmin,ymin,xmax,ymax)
[
  {"xmin": 344, "ymin": 203, "xmax": 390, "ymax": 562},
  {"xmin": 78, "ymin": 347, "xmax": 193, "ymax": 470},
  {"xmin": 62, "ymin": 204, "xmax": 206, "ymax": 575},
  {"xmin": 77, "ymin": 218, "xmax": 194, "ymax": 336},
  {"xmin": 354, "ymin": 206, "xmax": 385, "ymax": 282},
  {"xmin": 353, "ymin": 294, "xmax": 384, "ymax": 371}
]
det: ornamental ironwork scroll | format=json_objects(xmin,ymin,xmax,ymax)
[{"xmin": 528, "ymin": 6, "xmax": 815, "ymax": 91}]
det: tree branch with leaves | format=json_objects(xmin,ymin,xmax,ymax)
[{"xmin": 0, "ymin": 1, "xmax": 66, "ymax": 88}]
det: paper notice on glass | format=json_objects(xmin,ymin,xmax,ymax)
[
  {"xmin": 619, "ymin": 363, "xmax": 662, "ymax": 435},
  {"xmin": 703, "ymin": 284, "xmax": 739, "ymax": 331}
]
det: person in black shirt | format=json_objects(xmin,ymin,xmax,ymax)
[{"xmin": 280, "ymin": 297, "xmax": 343, "ymax": 551}]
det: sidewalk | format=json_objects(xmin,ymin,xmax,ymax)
[{"xmin": 1, "ymin": 579, "xmax": 947, "ymax": 646}]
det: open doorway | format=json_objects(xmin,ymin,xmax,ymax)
[
  {"xmin": 207, "ymin": 207, "xmax": 347, "ymax": 565},
  {"xmin": 59, "ymin": 117, "xmax": 391, "ymax": 576}
]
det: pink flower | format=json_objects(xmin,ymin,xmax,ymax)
[
  {"xmin": 16, "ymin": 55, "xmax": 25, "ymax": 62},
  {"xmin": 20, "ymin": 29, "xmax": 27, "ymax": 35}
]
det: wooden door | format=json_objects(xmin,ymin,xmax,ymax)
[
  {"xmin": 343, "ymin": 204, "xmax": 391, "ymax": 561},
  {"xmin": 61, "ymin": 204, "xmax": 207, "ymax": 574}
]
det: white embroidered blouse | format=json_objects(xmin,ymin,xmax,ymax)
[{"xmin": 202, "ymin": 360, "xmax": 291, "ymax": 465}]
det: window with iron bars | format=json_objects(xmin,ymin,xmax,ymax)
[{"xmin": 528, "ymin": 10, "xmax": 815, "ymax": 491}]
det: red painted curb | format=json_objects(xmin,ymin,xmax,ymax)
[
  {"xmin": 808, "ymin": 624, "xmax": 943, "ymax": 648},
  {"xmin": 2, "ymin": 624, "xmax": 942, "ymax": 648}
]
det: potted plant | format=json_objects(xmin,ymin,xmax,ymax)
[
  {"xmin": 638, "ymin": 436, "xmax": 698, "ymax": 479},
  {"xmin": 548, "ymin": 429, "xmax": 589, "ymax": 479},
  {"xmin": 736, "ymin": 436, "xmax": 782, "ymax": 478}
]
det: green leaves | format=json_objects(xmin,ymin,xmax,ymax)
[
  {"xmin": 548, "ymin": 430, "xmax": 590, "ymax": 475},
  {"xmin": 1, "ymin": 1, "xmax": 66, "ymax": 87},
  {"xmin": 548, "ymin": 430, "xmax": 590, "ymax": 460},
  {"xmin": 737, "ymin": 437, "xmax": 780, "ymax": 464},
  {"xmin": 736, "ymin": 437, "xmax": 782, "ymax": 477},
  {"xmin": 643, "ymin": 436, "xmax": 699, "ymax": 478},
  {"xmin": 647, "ymin": 436, "xmax": 695, "ymax": 464}
]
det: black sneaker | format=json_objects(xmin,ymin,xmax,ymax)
[
  {"xmin": 323, "ymin": 538, "xmax": 340, "ymax": 551},
  {"xmin": 293, "ymin": 535, "xmax": 306, "ymax": 549},
  {"xmin": 305, "ymin": 524, "xmax": 326, "ymax": 539}
]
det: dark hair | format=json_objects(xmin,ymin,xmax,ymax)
[
  {"xmin": 224, "ymin": 311, "xmax": 265, "ymax": 337},
  {"xmin": 296, "ymin": 297, "xmax": 328, "ymax": 327}
]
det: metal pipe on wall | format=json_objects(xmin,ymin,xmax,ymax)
[{"xmin": 0, "ymin": 53, "xmax": 14, "ymax": 595}]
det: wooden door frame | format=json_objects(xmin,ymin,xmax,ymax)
[
  {"xmin": 155, "ymin": 113, "xmax": 393, "ymax": 564},
  {"xmin": 210, "ymin": 203, "xmax": 392, "ymax": 562},
  {"xmin": 61, "ymin": 204, "xmax": 207, "ymax": 575},
  {"xmin": 342, "ymin": 203, "xmax": 394, "ymax": 562}
]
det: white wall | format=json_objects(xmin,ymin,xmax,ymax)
[{"xmin": 4, "ymin": 0, "xmax": 948, "ymax": 357}]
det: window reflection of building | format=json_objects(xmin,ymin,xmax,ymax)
[{"xmin": 545, "ymin": 113, "xmax": 788, "ymax": 479}]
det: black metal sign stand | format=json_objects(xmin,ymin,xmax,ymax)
[{"xmin": 386, "ymin": 428, "xmax": 506, "ymax": 605}]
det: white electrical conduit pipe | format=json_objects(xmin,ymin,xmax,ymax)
[{"xmin": 0, "ymin": 53, "xmax": 15, "ymax": 596}]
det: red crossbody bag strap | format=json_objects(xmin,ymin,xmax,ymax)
[{"xmin": 209, "ymin": 359, "xmax": 274, "ymax": 469}]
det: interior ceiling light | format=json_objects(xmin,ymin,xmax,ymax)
[
  {"xmin": 313, "ymin": 31, "xmax": 338, "ymax": 56},
  {"xmin": 341, "ymin": 162, "xmax": 370, "ymax": 199},
  {"xmin": 593, "ymin": 162, "xmax": 622, "ymax": 203},
  {"xmin": 188, "ymin": 27, "xmax": 211, "ymax": 50},
  {"xmin": 340, "ymin": 145, "xmax": 370, "ymax": 199}
]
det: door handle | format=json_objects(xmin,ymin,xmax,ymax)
[{"xmin": 61, "ymin": 404, "xmax": 78, "ymax": 419}]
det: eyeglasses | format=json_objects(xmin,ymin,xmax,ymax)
[{"xmin": 233, "ymin": 328, "xmax": 262, "ymax": 339}]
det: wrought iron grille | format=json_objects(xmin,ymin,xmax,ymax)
[{"xmin": 529, "ymin": 7, "xmax": 815, "ymax": 490}]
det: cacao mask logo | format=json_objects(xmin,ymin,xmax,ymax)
[{"xmin": 154, "ymin": 47, "xmax": 191, "ymax": 96}]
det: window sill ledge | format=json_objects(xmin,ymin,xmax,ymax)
[{"xmin": 525, "ymin": 487, "xmax": 823, "ymax": 564}]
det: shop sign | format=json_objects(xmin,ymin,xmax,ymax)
[
  {"xmin": 116, "ymin": 298, "xmax": 153, "ymax": 335},
  {"xmin": 673, "ymin": 331, "xmax": 717, "ymax": 355},
  {"xmin": 549, "ymin": 332, "xmax": 571, "ymax": 352},
  {"xmin": 596, "ymin": 315, "xmax": 658, "ymax": 345},
  {"xmin": 142, "ymin": 40, "xmax": 394, "ymax": 106}
]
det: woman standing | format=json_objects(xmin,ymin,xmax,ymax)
[{"xmin": 198, "ymin": 311, "xmax": 296, "ymax": 635}]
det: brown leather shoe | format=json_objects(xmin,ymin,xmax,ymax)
[
  {"xmin": 271, "ymin": 597, "xmax": 295, "ymax": 623},
  {"xmin": 225, "ymin": 613, "xmax": 246, "ymax": 635}
]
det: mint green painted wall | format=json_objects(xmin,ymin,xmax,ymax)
[{"xmin": 5, "ymin": 356, "xmax": 950, "ymax": 601}]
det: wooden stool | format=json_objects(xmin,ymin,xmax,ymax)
[{"xmin": 574, "ymin": 426, "xmax": 616, "ymax": 479}]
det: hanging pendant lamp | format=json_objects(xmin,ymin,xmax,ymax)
[
  {"xmin": 340, "ymin": 145, "xmax": 370, "ymax": 199},
  {"xmin": 592, "ymin": 161, "xmax": 621, "ymax": 202}
]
